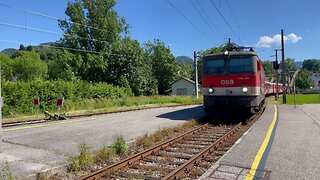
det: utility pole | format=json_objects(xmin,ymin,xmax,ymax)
[
  {"xmin": 281, "ymin": 29, "xmax": 286, "ymax": 104},
  {"xmin": 274, "ymin": 49, "xmax": 280, "ymax": 100},
  {"xmin": 194, "ymin": 51, "xmax": 199, "ymax": 98}
]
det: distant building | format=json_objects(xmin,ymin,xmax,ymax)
[
  {"xmin": 172, "ymin": 77, "xmax": 200, "ymax": 96},
  {"xmin": 311, "ymin": 73, "xmax": 320, "ymax": 90}
]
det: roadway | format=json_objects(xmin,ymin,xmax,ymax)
[{"xmin": 0, "ymin": 105, "xmax": 205, "ymax": 179}]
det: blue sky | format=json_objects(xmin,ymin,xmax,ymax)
[{"xmin": 0, "ymin": 0, "xmax": 319, "ymax": 61}]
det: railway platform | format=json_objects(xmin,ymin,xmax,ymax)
[{"xmin": 199, "ymin": 104, "xmax": 320, "ymax": 180}]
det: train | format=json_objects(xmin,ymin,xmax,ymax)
[{"xmin": 202, "ymin": 44, "xmax": 283, "ymax": 114}]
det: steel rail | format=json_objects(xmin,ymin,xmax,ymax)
[
  {"xmin": 163, "ymin": 122, "xmax": 242, "ymax": 180},
  {"xmin": 79, "ymin": 123, "xmax": 209, "ymax": 180}
]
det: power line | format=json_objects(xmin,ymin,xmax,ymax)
[
  {"xmin": 0, "ymin": 39, "xmax": 128, "ymax": 57},
  {"xmin": 0, "ymin": 21, "xmax": 112, "ymax": 45},
  {"xmin": 166, "ymin": 0, "xmax": 216, "ymax": 44},
  {"xmin": 189, "ymin": 0, "xmax": 222, "ymax": 41},
  {"xmin": 193, "ymin": 0, "xmax": 224, "ymax": 38},
  {"xmin": 208, "ymin": 0, "xmax": 242, "ymax": 43},
  {"xmin": 0, "ymin": 2, "xmax": 194, "ymax": 54},
  {"xmin": 225, "ymin": 0, "xmax": 244, "ymax": 43}
]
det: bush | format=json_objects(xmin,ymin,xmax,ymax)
[
  {"xmin": 69, "ymin": 143, "xmax": 93, "ymax": 171},
  {"xmin": 2, "ymin": 79, "xmax": 133, "ymax": 116},
  {"xmin": 112, "ymin": 135, "xmax": 128, "ymax": 155}
]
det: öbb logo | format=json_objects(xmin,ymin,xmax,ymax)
[{"xmin": 220, "ymin": 79, "xmax": 234, "ymax": 85}]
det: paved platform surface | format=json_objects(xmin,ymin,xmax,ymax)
[
  {"xmin": 0, "ymin": 105, "xmax": 205, "ymax": 179},
  {"xmin": 200, "ymin": 104, "xmax": 320, "ymax": 180}
]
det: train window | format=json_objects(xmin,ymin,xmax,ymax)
[
  {"xmin": 229, "ymin": 57, "xmax": 253, "ymax": 73},
  {"xmin": 204, "ymin": 59, "xmax": 225, "ymax": 74}
]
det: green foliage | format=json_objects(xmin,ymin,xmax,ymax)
[
  {"xmin": 69, "ymin": 143, "xmax": 93, "ymax": 171},
  {"xmin": 262, "ymin": 61, "xmax": 274, "ymax": 81},
  {"xmin": 0, "ymin": 53, "xmax": 14, "ymax": 81},
  {"xmin": 302, "ymin": 59, "xmax": 320, "ymax": 73},
  {"xmin": 144, "ymin": 39, "xmax": 179, "ymax": 94},
  {"xmin": 59, "ymin": 0, "xmax": 128, "ymax": 52},
  {"xmin": 2, "ymin": 80, "xmax": 133, "ymax": 116},
  {"xmin": 95, "ymin": 145, "xmax": 115, "ymax": 163},
  {"xmin": 12, "ymin": 51, "xmax": 48, "ymax": 81},
  {"xmin": 112, "ymin": 135, "xmax": 128, "ymax": 155},
  {"xmin": 296, "ymin": 69, "xmax": 313, "ymax": 90},
  {"xmin": 177, "ymin": 56, "xmax": 193, "ymax": 80}
]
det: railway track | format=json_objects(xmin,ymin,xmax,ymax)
[{"xmin": 80, "ymin": 122, "xmax": 242, "ymax": 180}]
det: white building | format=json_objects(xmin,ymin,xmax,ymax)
[
  {"xmin": 311, "ymin": 73, "xmax": 320, "ymax": 90},
  {"xmin": 172, "ymin": 77, "xmax": 200, "ymax": 96}
]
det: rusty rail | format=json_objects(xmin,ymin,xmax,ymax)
[
  {"xmin": 162, "ymin": 122, "xmax": 242, "ymax": 179},
  {"xmin": 79, "ymin": 123, "xmax": 209, "ymax": 180}
]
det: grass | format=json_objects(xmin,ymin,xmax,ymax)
[
  {"xmin": 67, "ymin": 120, "xmax": 199, "ymax": 174},
  {"xmin": 279, "ymin": 94, "xmax": 320, "ymax": 105},
  {"xmin": 3, "ymin": 95, "xmax": 202, "ymax": 124}
]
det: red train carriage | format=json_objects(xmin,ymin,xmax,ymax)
[{"xmin": 202, "ymin": 49, "xmax": 265, "ymax": 113}]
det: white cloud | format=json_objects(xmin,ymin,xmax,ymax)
[{"xmin": 256, "ymin": 33, "xmax": 302, "ymax": 48}]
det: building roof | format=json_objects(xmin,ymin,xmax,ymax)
[{"xmin": 173, "ymin": 77, "xmax": 195, "ymax": 85}]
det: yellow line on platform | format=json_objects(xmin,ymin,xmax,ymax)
[{"xmin": 245, "ymin": 105, "xmax": 277, "ymax": 180}]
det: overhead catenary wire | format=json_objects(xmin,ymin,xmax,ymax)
[
  {"xmin": 0, "ymin": 2, "xmax": 195, "ymax": 54},
  {"xmin": 193, "ymin": 0, "xmax": 224, "ymax": 39},
  {"xmin": 166, "ymin": 0, "xmax": 217, "ymax": 45},
  {"xmin": 189, "ymin": 0, "xmax": 222, "ymax": 41},
  {"xmin": 0, "ymin": 39, "xmax": 128, "ymax": 57},
  {"xmin": 208, "ymin": 0, "xmax": 242, "ymax": 44}
]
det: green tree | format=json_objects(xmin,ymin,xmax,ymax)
[
  {"xmin": 295, "ymin": 69, "xmax": 313, "ymax": 90},
  {"xmin": 0, "ymin": 53, "xmax": 14, "ymax": 81},
  {"xmin": 144, "ymin": 39, "xmax": 179, "ymax": 94},
  {"xmin": 59, "ymin": 0, "xmax": 128, "ymax": 52},
  {"xmin": 107, "ymin": 38, "xmax": 158, "ymax": 95},
  {"xmin": 302, "ymin": 59, "xmax": 320, "ymax": 73},
  {"xmin": 12, "ymin": 51, "xmax": 48, "ymax": 81},
  {"xmin": 262, "ymin": 61, "xmax": 274, "ymax": 81}
]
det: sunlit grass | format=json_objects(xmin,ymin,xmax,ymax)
[
  {"xmin": 278, "ymin": 94, "xmax": 320, "ymax": 104},
  {"xmin": 3, "ymin": 96, "xmax": 202, "ymax": 123}
]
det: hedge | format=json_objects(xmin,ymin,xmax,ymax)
[{"xmin": 2, "ymin": 80, "xmax": 133, "ymax": 116}]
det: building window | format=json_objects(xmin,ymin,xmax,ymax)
[{"xmin": 177, "ymin": 88, "xmax": 187, "ymax": 95}]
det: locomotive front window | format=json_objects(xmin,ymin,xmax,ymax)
[
  {"xmin": 204, "ymin": 59, "xmax": 224, "ymax": 74},
  {"xmin": 229, "ymin": 57, "xmax": 254, "ymax": 73}
]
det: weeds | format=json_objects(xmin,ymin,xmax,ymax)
[
  {"xmin": 69, "ymin": 143, "xmax": 93, "ymax": 171},
  {"xmin": 112, "ymin": 135, "xmax": 128, "ymax": 155},
  {"xmin": 95, "ymin": 145, "xmax": 115, "ymax": 164}
]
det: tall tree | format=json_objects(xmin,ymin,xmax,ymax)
[
  {"xmin": 59, "ymin": 0, "xmax": 128, "ymax": 52},
  {"xmin": 144, "ymin": 39, "xmax": 179, "ymax": 94},
  {"xmin": 262, "ymin": 61, "xmax": 274, "ymax": 81},
  {"xmin": 295, "ymin": 69, "xmax": 313, "ymax": 90},
  {"xmin": 302, "ymin": 59, "xmax": 320, "ymax": 73}
]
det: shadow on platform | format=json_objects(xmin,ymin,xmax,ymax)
[{"xmin": 157, "ymin": 106, "xmax": 206, "ymax": 120}]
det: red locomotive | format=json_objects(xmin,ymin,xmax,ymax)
[{"xmin": 202, "ymin": 44, "xmax": 282, "ymax": 113}]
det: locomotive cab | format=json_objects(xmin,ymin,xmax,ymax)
[{"xmin": 202, "ymin": 50, "xmax": 265, "ymax": 114}]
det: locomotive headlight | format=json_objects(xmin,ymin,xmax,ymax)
[
  {"xmin": 242, "ymin": 87, "xmax": 248, "ymax": 93},
  {"xmin": 208, "ymin": 88, "xmax": 214, "ymax": 93}
]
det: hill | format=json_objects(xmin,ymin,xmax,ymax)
[
  {"xmin": 1, "ymin": 48, "xmax": 17, "ymax": 56},
  {"xmin": 176, "ymin": 56, "xmax": 193, "ymax": 65}
]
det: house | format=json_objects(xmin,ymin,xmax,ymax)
[
  {"xmin": 172, "ymin": 77, "xmax": 200, "ymax": 96},
  {"xmin": 311, "ymin": 73, "xmax": 320, "ymax": 90}
]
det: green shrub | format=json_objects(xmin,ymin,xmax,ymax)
[
  {"xmin": 2, "ymin": 80, "xmax": 133, "ymax": 116},
  {"xmin": 68, "ymin": 143, "xmax": 93, "ymax": 171},
  {"xmin": 112, "ymin": 135, "xmax": 128, "ymax": 155},
  {"xmin": 95, "ymin": 145, "xmax": 115, "ymax": 164}
]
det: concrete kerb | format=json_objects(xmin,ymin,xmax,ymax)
[
  {"xmin": 198, "ymin": 106, "xmax": 270, "ymax": 179},
  {"xmin": 24, "ymin": 163, "xmax": 68, "ymax": 180},
  {"xmin": 300, "ymin": 106, "xmax": 320, "ymax": 126}
]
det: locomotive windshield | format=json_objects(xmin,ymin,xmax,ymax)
[
  {"xmin": 203, "ymin": 55, "xmax": 255, "ymax": 75},
  {"xmin": 229, "ymin": 57, "xmax": 254, "ymax": 73}
]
